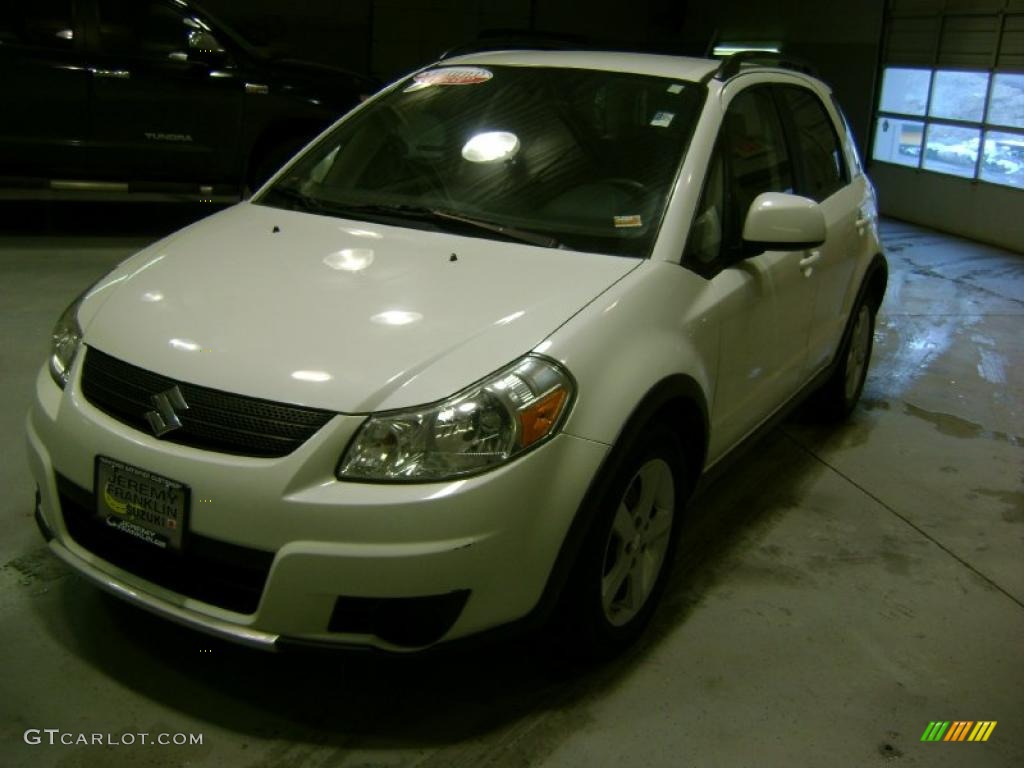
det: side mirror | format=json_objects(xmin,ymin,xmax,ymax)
[
  {"xmin": 185, "ymin": 29, "xmax": 227, "ymax": 63},
  {"xmin": 742, "ymin": 192, "xmax": 826, "ymax": 250}
]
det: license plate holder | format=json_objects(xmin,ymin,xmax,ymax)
[{"xmin": 94, "ymin": 456, "xmax": 189, "ymax": 551}]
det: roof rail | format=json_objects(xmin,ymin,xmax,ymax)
[
  {"xmin": 707, "ymin": 50, "xmax": 818, "ymax": 82},
  {"xmin": 440, "ymin": 33, "xmax": 587, "ymax": 60},
  {"xmin": 438, "ymin": 33, "xmax": 697, "ymax": 60}
]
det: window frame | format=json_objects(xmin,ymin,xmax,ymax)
[
  {"xmin": 771, "ymin": 84, "xmax": 850, "ymax": 203},
  {"xmin": 682, "ymin": 139, "xmax": 727, "ymax": 278},
  {"xmin": 872, "ymin": 65, "xmax": 1024, "ymax": 191},
  {"xmin": 86, "ymin": 0, "xmax": 234, "ymax": 65},
  {"xmin": 682, "ymin": 82, "xmax": 800, "ymax": 278}
]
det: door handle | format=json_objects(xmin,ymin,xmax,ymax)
[
  {"xmin": 799, "ymin": 251, "xmax": 822, "ymax": 269},
  {"xmin": 91, "ymin": 68, "xmax": 131, "ymax": 79}
]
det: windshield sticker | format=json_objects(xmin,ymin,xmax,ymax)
[
  {"xmin": 405, "ymin": 66, "xmax": 493, "ymax": 92},
  {"xmin": 667, "ymin": 83, "xmax": 684, "ymax": 94},
  {"xmin": 650, "ymin": 111, "xmax": 675, "ymax": 128},
  {"xmin": 614, "ymin": 215, "xmax": 643, "ymax": 228}
]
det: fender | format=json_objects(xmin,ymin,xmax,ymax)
[{"xmin": 525, "ymin": 374, "xmax": 709, "ymax": 628}]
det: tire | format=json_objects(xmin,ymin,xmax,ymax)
[
  {"xmin": 555, "ymin": 425, "xmax": 687, "ymax": 659},
  {"xmin": 812, "ymin": 296, "xmax": 875, "ymax": 421}
]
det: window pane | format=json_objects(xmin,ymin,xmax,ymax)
[
  {"xmin": 722, "ymin": 89, "xmax": 793, "ymax": 251},
  {"xmin": 872, "ymin": 117, "xmax": 923, "ymax": 167},
  {"xmin": 879, "ymin": 68, "xmax": 931, "ymax": 116},
  {"xmin": 929, "ymin": 70, "xmax": 989, "ymax": 122},
  {"xmin": 987, "ymin": 73, "xmax": 1024, "ymax": 129},
  {"xmin": 684, "ymin": 150, "xmax": 725, "ymax": 266},
  {"xmin": 980, "ymin": 131, "xmax": 1024, "ymax": 189},
  {"xmin": 98, "ymin": 0, "xmax": 191, "ymax": 57},
  {"xmin": 777, "ymin": 86, "xmax": 847, "ymax": 201},
  {"xmin": 922, "ymin": 124, "xmax": 980, "ymax": 178},
  {"xmin": 268, "ymin": 67, "xmax": 704, "ymax": 258},
  {"xmin": 0, "ymin": 0, "xmax": 74, "ymax": 48}
]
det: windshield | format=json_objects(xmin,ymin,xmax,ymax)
[{"xmin": 257, "ymin": 64, "xmax": 703, "ymax": 257}]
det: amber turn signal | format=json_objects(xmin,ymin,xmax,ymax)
[{"xmin": 519, "ymin": 387, "xmax": 569, "ymax": 447}]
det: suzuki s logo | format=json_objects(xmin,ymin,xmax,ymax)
[{"xmin": 145, "ymin": 386, "xmax": 189, "ymax": 437}]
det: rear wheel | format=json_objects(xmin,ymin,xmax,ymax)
[
  {"xmin": 844, "ymin": 304, "xmax": 873, "ymax": 403},
  {"xmin": 557, "ymin": 426, "xmax": 686, "ymax": 658},
  {"xmin": 813, "ymin": 297, "xmax": 875, "ymax": 420}
]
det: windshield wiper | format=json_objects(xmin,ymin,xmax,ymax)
[
  {"xmin": 262, "ymin": 185, "xmax": 327, "ymax": 214},
  {"xmin": 338, "ymin": 203, "xmax": 562, "ymax": 249},
  {"xmin": 429, "ymin": 209, "xmax": 561, "ymax": 249},
  {"xmin": 262, "ymin": 195, "xmax": 562, "ymax": 249}
]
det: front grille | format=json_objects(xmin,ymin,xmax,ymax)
[
  {"xmin": 81, "ymin": 347, "xmax": 335, "ymax": 457},
  {"xmin": 57, "ymin": 474, "xmax": 273, "ymax": 614}
]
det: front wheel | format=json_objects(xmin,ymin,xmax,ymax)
[{"xmin": 556, "ymin": 426, "xmax": 686, "ymax": 658}]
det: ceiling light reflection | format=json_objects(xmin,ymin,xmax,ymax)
[
  {"xmin": 462, "ymin": 131, "xmax": 520, "ymax": 163},
  {"xmin": 169, "ymin": 338, "xmax": 200, "ymax": 351},
  {"xmin": 340, "ymin": 227, "xmax": 383, "ymax": 239},
  {"xmin": 371, "ymin": 310, "xmax": 423, "ymax": 326},
  {"xmin": 494, "ymin": 310, "xmax": 525, "ymax": 326},
  {"xmin": 291, "ymin": 370, "xmax": 332, "ymax": 382},
  {"xmin": 427, "ymin": 480, "xmax": 468, "ymax": 499},
  {"xmin": 323, "ymin": 248, "xmax": 374, "ymax": 272}
]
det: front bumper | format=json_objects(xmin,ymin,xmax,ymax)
[{"xmin": 27, "ymin": 362, "xmax": 607, "ymax": 651}]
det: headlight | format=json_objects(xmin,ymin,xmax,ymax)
[
  {"xmin": 337, "ymin": 355, "xmax": 574, "ymax": 482},
  {"xmin": 49, "ymin": 294, "xmax": 86, "ymax": 389}
]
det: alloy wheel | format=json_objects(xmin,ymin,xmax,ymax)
[
  {"xmin": 600, "ymin": 458, "xmax": 675, "ymax": 627},
  {"xmin": 844, "ymin": 304, "xmax": 872, "ymax": 402}
]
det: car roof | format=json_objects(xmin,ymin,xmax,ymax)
[{"xmin": 438, "ymin": 50, "xmax": 720, "ymax": 83}]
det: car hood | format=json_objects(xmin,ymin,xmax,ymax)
[{"xmin": 81, "ymin": 203, "xmax": 637, "ymax": 413}]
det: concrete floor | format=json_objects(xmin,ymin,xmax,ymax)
[{"xmin": 0, "ymin": 209, "xmax": 1021, "ymax": 767}]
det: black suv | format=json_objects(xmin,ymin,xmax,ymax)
[{"xmin": 0, "ymin": 0, "xmax": 375, "ymax": 201}]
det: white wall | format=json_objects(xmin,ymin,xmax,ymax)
[{"xmin": 870, "ymin": 163, "xmax": 1024, "ymax": 253}]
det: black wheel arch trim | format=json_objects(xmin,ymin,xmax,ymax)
[
  {"xmin": 838, "ymin": 252, "xmax": 888, "ymax": 361},
  {"xmin": 525, "ymin": 374, "xmax": 709, "ymax": 629},
  {"xmin": 862, "ymin": 252, "xmax": 888, "ymax": 312}
]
